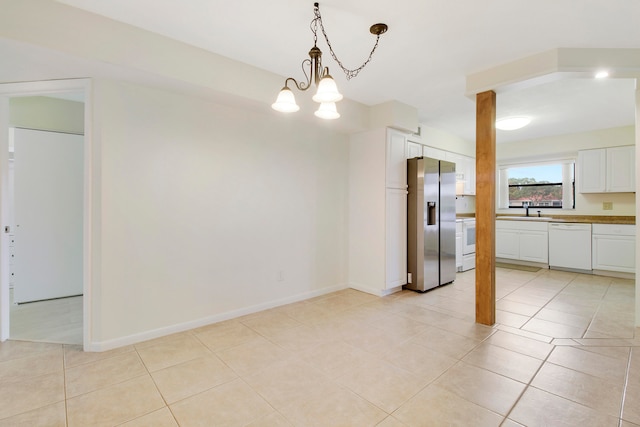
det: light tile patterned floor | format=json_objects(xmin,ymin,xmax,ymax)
[
  {"xmin": 9, "ymin": 289, "xmax": 83, "ymax": 345},
  {"xmin": 0, "ymin": 267, "xmax": 638, "ymax": 426}
]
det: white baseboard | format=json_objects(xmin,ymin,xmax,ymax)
[
  {"xmin": 348, "ymin": 282, "xmax": 403, "ymax": 297},
  {"xmin": 85, "ymin": 283, "xmax": 347, "ymax": 352}
]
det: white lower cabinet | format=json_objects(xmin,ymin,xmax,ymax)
[
  {"xmin": 386, "ymin": 188, "xmax": 408, "ymax": 288},
  {"xmin": 592, "ymin": 224, "xmax": 635, "ymax": 273},
  {"xmin": 519, "ymin": 230, "xmax": 549, "ymax": 263},
  {"xmin": 496, "ymin": 220, "xmax": 548, "ymax": 264},
  {"xmin": 496, "ymin": 228, "xmax": 519, "ymax": 259}
]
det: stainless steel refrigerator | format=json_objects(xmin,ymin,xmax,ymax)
[{"xmin": 406, "ymin": 157, "xmax": 456, "ymax": 292}]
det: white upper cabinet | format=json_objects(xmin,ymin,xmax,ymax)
[
  {"xmin": 386, "ymin": 129, "xmax": 408, "ymax": 189},
  {"xmin": 420, "ymin": 145, "xmax": 475, "ymax": 195},
  {"xmin": 578, "ymin": 146, "xmax": 635, "ymax": 193},
  {"xmin": 423, "ymin": 145, "xmax": 446, "ymax": 161},
  {"xmin": 444, "ymin": 152, "xmax": 475, "ymax": 195},
  {"xmin": 606, "ymin": 146, "xmax": 635, "ymax": 192},
  {"xmin": 460, "ymin": 156, "xmax": 476, "ymax": 195},
  {"xmin": 578, "ymin": 149, "xmax": 605, "ymax": 192},
  {"xmin": 407, "ymin": 141, "xmax": 422, "ymax": 159}
]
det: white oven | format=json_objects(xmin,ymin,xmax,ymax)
[
  {"xmin": 462, "ymin": 219, "xmax": 476, "ymax": 271},
  {"xmin": 462, "ymin": 219, "xmax": 475, "ymax": 255}
]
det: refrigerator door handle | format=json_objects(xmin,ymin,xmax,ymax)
[{"xmin": 427, "ymin": 201, "xmax": 437, "ymax": 225}]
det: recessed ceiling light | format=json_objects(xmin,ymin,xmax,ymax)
[
  {"xmin": 495, "ymin": 117, "xmax": 531, "ymax": 131},
  {"xmin": 595, "ymin": 70, "xmax": 609, "ymax": 79}
]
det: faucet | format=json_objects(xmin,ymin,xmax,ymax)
[{"xmin": 523, "ymin": 201, "xmax": 530, "ymax": 217}]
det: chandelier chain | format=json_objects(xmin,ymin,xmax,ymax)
[{"xmin": 313, "ymin": 6, "xmax": 383, "ymax": 80}]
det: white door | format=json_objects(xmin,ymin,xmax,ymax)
[{"xmin": 13, "ymin": 128, "xmax": 83, "ymax": 303}]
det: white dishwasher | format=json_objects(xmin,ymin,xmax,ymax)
[{"xmin": 548, "ymin": 223, "xmax": 592, "ymax": 270}]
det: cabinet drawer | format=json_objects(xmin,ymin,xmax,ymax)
[
  {"xmin": 496, "ymin": 220, "xmax": 548, "ymax": 232},
  {"xmin": 592, "ymin": 224, "xmax": 635, "ymax": 236}
]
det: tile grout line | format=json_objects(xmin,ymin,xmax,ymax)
[
  {"xmin": 618, "ymin": 346, "xmax": 634, "ymax": 425},
  {"xmin": 186, "ymin": 327, "xmax": 297, "ymax": 425},
  {"xmin": 580, "ymin": 279, "xmax": 613, "ymax": 339},
  {"xmin": 132, "ymin": 346, "xmax": 181, "ymax": 427},
  {"xmin": 62, "ymin": 344, "xmax": 69, "ymax": 427},
  {"xmin": 515, "ymin": 272, "xmax": 606, "ymax": 339},
  {"xmin": 496, "ymin": 268, "xmax": 563, "ymax": 325},
  {"xmin": 492, "ymin": 270, "xmax": 610, "ymax": 425},
  {"xmin": 498, "ymin": 342, "xmax": 556, "ymax": 426}
]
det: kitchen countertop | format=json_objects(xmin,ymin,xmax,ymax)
[{"xmin": 495, "ymin": 214, "xmax": 635, "ymax": 225}]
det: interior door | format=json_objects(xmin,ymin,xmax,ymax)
[{"xmin": 13, "ymin": 128, "xmax": 83, "ymax": 303}]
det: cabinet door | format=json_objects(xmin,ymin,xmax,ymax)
[
  {"xmin": 386, "ymin": 189, "xmax": 408, "ymax": 289},
  {"xmin": 519, "ymin": 231, "xmax": 549, "ymax": 263},
  {"xmin": 465, "ymin": 156, "xmax": 476, "ymax": 195},
  {"xmin": 607, "ymin": 146, "xmax": 635, "ymax": 192},
  {"xmin": 386, "ymin": 130, "xmax": 407, "ymax": 189},
  {"xmin": 407, "ymin": 141, "xmax": 422, "ymax": 159},
  {"xmin": 496, "ymin": 229, "xmax": 519, "ymax": 259},
  {"xmin": 578, "ymin": 149, "xmax": 606, "ymax": 193},
  {"xmin": 592, "ymin": 235, "xmax": 635, "ymax": 273},
  {"xmin": 423, "ymin": 146, "xmax": 446, "ymax": 160}
]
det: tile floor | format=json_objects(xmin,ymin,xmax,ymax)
[
  {"xmin": 0, "ymin": 267, "xmax": 638, "ymax": 426},
  {"xmin": 9, "ymin": 290, "xmax": 83, "ymax": 345}
]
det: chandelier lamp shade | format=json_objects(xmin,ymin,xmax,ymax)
[{"xmin": 271, "ymin": 2, "xmax": 388, "ymax": 119}]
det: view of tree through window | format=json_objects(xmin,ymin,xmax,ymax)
[{"xmin": 507, "ymin": 164, "xmax": 574, "ymax": 209}]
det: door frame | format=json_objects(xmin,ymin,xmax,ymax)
[{"xmin": 0, "ymin": 79, "xmax": 92, "ymax": 349}]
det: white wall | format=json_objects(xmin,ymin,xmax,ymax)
[
  {"xmin": 497, "ymin": 126, "xmax": 636, "ymax": 216},
  {"xmin": 90, "ymin": 79, "xmax": 349, "ymax": 347}
]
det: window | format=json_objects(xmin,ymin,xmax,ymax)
[{"xmin": 498, "ymin": 161, "xmax": 575, "ymax": 210}]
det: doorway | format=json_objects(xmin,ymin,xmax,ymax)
[
  {"xmin": 10, "ymin": 127, "xmax": 84, "ymax": 344},
  {"xmin": 0, "ymin": 79, "xmax": 91, "ymax": 348}
]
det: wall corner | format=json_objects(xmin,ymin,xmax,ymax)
[{"xmin": 369, "ymin": 101, "xmax": 419, "ymax": 134}]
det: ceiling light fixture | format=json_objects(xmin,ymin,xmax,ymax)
[
  {"xmin": 495, "ymin": 117, "xmax": 531, "ymax": 131},
  {"xmin": 595, "ymin": 70, "xmax": 609, "ymax": 79},
  {"xmin": 271, "ymin": 2, "xmax": 388, "ymax": 119}
]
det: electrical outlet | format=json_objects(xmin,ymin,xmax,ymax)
[{"xmin": 603, "ymin": 202, "xmax": 613, "ymax": 210}]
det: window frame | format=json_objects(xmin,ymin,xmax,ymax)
[{"xmin": 498, "ymin": 159, "xmax": 576, "ymax": 211}]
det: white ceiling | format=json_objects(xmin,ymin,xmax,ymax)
[{"xmin": 53, "ymin": 0, "xmax": 640, "ymax": 143}]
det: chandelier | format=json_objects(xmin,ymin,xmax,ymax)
[{"xmin": 271, "ymin": 3, "xmax": 388, "ymax": 119}]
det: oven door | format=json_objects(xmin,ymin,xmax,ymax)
[{"xmin": 462, "ymin": 220, "xmax": 476, "ymax": 255}]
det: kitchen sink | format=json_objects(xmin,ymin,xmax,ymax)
[{"xmin": 497, "ymin": 216, "xmax": 553, "ymax": 221}]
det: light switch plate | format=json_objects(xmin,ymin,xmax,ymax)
[{"xmin": 603, "ymin": 202, "xmax": 613, "ymax": 210}]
